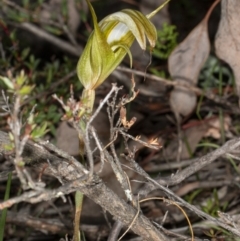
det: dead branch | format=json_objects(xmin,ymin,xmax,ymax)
[
  {"xmin": 0, "ymin": 130, "xmax": 167, "ymax": 241},
  {"xmin": 117, "ymin": 66, "xmax": 240, "ymax": 113},
  {"xmin": 122, "ymin": 146, "xmax": 240, "ymax": 237},
  {"xmin": 139, "ymin": 137, "xmax": 240, "ymax": 195}
]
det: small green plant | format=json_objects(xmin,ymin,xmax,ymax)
[
  {"xmin": 152, "ymin": 23, "xmax": 178, "ymax": 60},
  {"xmin": 204, "ymin": 227, "xmax": 235, "ymax": 240},
  {"xmin": 201, "ymin": 189, "xmax": 228, "ymax": 217},
  {"xmin": 0, "ymin": 28, "xmax": 82, "ymax": 136},
  {"xmin": 150, "ymin": 23, "xmax": 178, "ymax": 77},
  {"xmin": 196, "ymin": 55, "xmax": 234, "ymax": 120},
  {"xmin": 184, "ymin": 189, "xmax": 203, "ymax": 204},
  {"xmin": 1, "ymin": 70, "xmax": 49, "ymax": 140},
  {"xmin": 199, "ymin": 55, "xmax": 234, "ymax": 91}
]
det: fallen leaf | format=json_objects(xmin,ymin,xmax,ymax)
[
  {"xmin": 215, "ymin": 0, "xmax": 240, "ymax": 100},
  {"xmin": 162, "ymin": 122, "xmax": 208, "ymax": 160},
  {"xmin": 204, "ymin": 115, "xmax": 231, "ymax": 139},
  {"xmin": 162, "ymin": 115, "xmax": 231, "ymax": 160},
  {"xmin": 169, "ymin": 0, "xmax": 219, "ymax": 117}
]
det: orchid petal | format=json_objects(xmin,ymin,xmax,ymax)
[{"xmin": 77, "ymin": 0, "xmax": 169, "ymax": 112}]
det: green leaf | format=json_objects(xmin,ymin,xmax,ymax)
[
  {"xmin": 0, "ymin": 76, "xmax": 14, "ymax": 90},
  {"xmin": 3, "ymin": 143, "xmax": 14, "ymax": 151},
  {"xmin": 31, "ymin": 122, "xmax": 49, "ymax": 139},
  {"xmin": 43, "ymin": 25, "xmax": 63, "ymax": 35},
  {"xmin": 21, "ymin": 48, "xmax": 30, "ymax": 60},
  {"xmin": 46, "ymin": 66, "xmax": 53, "ymax": 84},
  {"xmin": 61, "ymin": 0, "xmax": 68, "ymax": 19},
  {"xmin": 18, "ymin": 85, "xmax": 33, "ymax": 95},
  {"xmin": 16, "ymin": 70, "xmax": 28, "ymax": 86}
]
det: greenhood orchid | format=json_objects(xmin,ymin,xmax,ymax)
[
  {"xmin": 74, "ymin": 2, "xmax": 169, "ymax": 239},
  {"xmin": 77, "ymin": 0, "xmax": 170, "ymax": 112}
]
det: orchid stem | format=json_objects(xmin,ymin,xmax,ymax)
[{"xmin": 73, "ymin": 190, "xmax": 84, "ymax": 241}]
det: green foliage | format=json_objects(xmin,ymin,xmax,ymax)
[
  {"xmin": 199, "ymin": 55, "xmax": 234, "ymax": 91},
  {"xmin": 149, "ymin": 68, "xmax": 167, "ymax": 78},
  {"xmin": 1, "ymin": 70, "xmax": 49, "ymax": 140},
  {"xmin": 196, "ymin": 55, "xmax": 234, "ymax": 122},
  {"xmin": 149, "ymin": 23, "xmax": 178, "ymax": 77},
  {"xmin": 153, "ymin": 23, "xmax": 178, "ymax": 60},
  {"xmin": 0, "ymin": 34, "xmax": 82, "ymax": 137},
  {"xmin": 0, "ymin": 76, "xmax": 14, "ymax": 90},
  {"xmin": 184, "ymin": 189, "xmax": 203, "ymax": 204},
  {"xmin": 1, "ymin": 70, "xmax": 33, "ymax": 98},
  {"xmin": 201, "ymin": 189, "xmax": 228, "ymax": 217},
  {"xmin": 204, "ymin": 227, "xmax": 235, "ymax": 240}
]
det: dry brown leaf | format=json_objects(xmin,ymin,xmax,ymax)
[
  {"xmin": 120, "ymin": 106, "xmax": 127, "ymax": 123},
  {"xmin": 168, "ymin": 0, "xmax": 219, "ymax": 117},
  {"xmin": 204, "ymin": 115, "xmax": 231, "ymax": 139},
  {"xmin": 120, "ymin": 106, "xmax": 137, "ymax": 129},
  {"xmin": 148, "ymin": 137, "xmax": 162, "ymax": 148},
  {"xmin": 162, "ymin": 115, "xmax": 231, "ymax": 160},
  {"xmin": 168, "ymin": 21, "xmax": 210, "ymax": 85},
  {"xmin": 162, "ymin": 123, "xmax": 208, "ymax": 160},
  {"xmin": 215, "ymin": 0, "xmax": 240, "ymax": 99}
]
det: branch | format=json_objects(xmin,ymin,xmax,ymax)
[
  {"xmin": 139, "ymin": 137, "xmax": 240, "ymax": 196},
  {"xmin": 0, "ymin": 130, "xmax": 167, "ymax": 241},
  {"xmin": 18, "ymin": 22, "xmax": 81, "ymax": 57}
]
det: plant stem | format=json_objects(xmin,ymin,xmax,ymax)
[{"xmin": 73, "ymin": 190, "xmax": 84, "ymax": 241}]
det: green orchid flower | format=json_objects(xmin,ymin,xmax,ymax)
[
  {"xmin": 77, "ymin": 0, "xmax": 170, "ymax": 112},
  {"xmin": 74, "ymin": 2, "xmax": 169, "ymax": 240}
]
